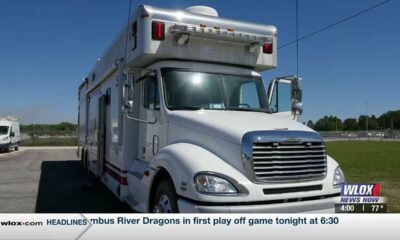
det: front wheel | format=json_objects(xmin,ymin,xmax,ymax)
[
  {"xmin": 6, "ymin": 143, "xmax": 12, "ymax": 153},
  {"xmin": 152, "ymin": 179, "xmax": 179, "ymax": 213}
]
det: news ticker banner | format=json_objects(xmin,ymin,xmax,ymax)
[{"xmin": 0, "ymin": 214, "xmax": 399, "ymax": 240}]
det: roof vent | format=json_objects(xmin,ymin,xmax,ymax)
[{"xmin": 184, "ymin": 6, "xmax": 218, "ymax": 17}]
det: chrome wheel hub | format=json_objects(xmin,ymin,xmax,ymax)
[{"xmin": 154, "ymin": 194, "xmax": 172, "ymax": 213}]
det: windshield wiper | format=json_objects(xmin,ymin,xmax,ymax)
[{"xmin": 226, "ymin": 107, "xmax": 269, "ymax": 113}]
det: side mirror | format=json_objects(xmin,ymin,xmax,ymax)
[
  {"xmin": 122, "ymin": 73, "xmax": 134, "ymax": 113},
  {"xmin": 292, "ymin": 101, "xmax": 303, "ymax": 115},
  {"xmin": 122, "ymin": 100, "xmax": 133, "ymax": 113},
  {"xmin": 10, "ymin": 132, "xmax": 15, "ymax": 137},
  {"xmin": 267, "ymin": 75, "xmax": 303, "ymax": 119},
  {"xmin": 291, "ymin": 78, "xmax": 303, "ymax": 115}
]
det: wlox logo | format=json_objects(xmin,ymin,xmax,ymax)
[
  {"xmin": 341, "ymin": 183, "xmax": 381, "ymax": 196},
  {"xmin": 0, "ymin": 221, "xmax": 43, "ymax": 226},
  {"xmin": 339, "ymin": 183, "xmax": 382, "ymax": 203}
]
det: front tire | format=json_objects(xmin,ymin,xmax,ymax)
[
  {"xmin": 152, "ymin": 179, "xmax": 179, "ymax": 213},
  {"xmin": 6, "ymin": 143, "xmax": 12, "ymax": 153}
]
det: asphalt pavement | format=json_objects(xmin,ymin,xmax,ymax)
[{"xmin": 0, "ymin": 147, "xmax": 131, "ymax": 213}]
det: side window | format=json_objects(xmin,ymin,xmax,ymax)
[
  {"xmin": 143, "ymin": 77, "xmax": 159, "ymax": 110},
  {"xmin": 105, "ymin": 88, "xmax": 111, "ymax": 106},
  {"xmin": 86, "ymin": 96, "xmax": 90, "ymax": 137},
  {"xmin": 270, "ymin": 82, "xmax": 291, "ymax": 113},
  {"xmin": 240, "ymin": 82, "xmax": 260, "ymax": 108}
]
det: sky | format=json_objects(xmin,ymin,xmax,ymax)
[{"xmin": 0, "ymin": 0, "xmax": 399, "ymax": 124}]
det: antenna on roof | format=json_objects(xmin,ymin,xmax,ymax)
[
  {"xmin": 296, "ymin": 0, "xmax": 299, "ymax": 78},
  {"xmin": 123, "ymin": 0, "xmax": 133, "ymax": 69}
]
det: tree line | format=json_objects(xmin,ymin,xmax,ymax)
[
  {"xmin": 307, "ymin": 110, "xmax": 400, "ymax": 131},
  {"xmin": 20, "ymin": 122, "xmax": 77, "ymax": 133},
  {"xmin": 18, "ymin": 110, "xmax": 400, "ymax": 133}
]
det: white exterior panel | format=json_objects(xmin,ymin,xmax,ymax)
[{"xmin": 77, "ymin": 6, "xmax": 343, "ymax": 213}]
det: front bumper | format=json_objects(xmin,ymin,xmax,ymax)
[
  {"xmin": 0, "ymin": 143, "xmax": 9, "ymax": 150},
  {"xmin": 178, "ymin": 195, "xmax": 339, "ymax": 213}
]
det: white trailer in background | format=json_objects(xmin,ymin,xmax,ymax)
[
  {"xmin": 0, "ymin": 116, "xmax": 20, "ymax": 152},
  {"xmin": 77, "ymin": 5, "xmax": 345, "ymax": 213}
]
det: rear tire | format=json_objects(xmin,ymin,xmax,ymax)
[
  {"xmin": 85, "ymin": 151, "xmax": 91, "ymax": 174},
  {"xmin": 15, "ymin": 145, "xmax": 19, "ymax": 151},
  {"xmin": 82, "ymin": 150, "xmax": 87, "ymax": 171},
  {"xmin": 152, "ymin": 179, "xmax": 179, "ymax": 213}
]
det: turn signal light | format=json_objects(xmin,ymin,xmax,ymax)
[{"xmin": 152, "ymin": 21, "xmax": 165, "ymax": 40}]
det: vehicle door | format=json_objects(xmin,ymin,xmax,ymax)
[
  {"xmin": 97, "ymin": 94, "xmax": 107, "ymax": 177},
  {"xmin": 137, "ymin": 74, "xmax": 161, "ymax": 162},
  {"xmin": 9, "ymin": 126, "xmax": 15, "ymax": 146}
]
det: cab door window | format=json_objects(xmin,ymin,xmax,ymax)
[
  {"xmin": 270, "ymin": 82, "xmax": 291, "ymax": 113},
  {"xmin": 143, "ymin": 77, "xmax": 159, "ymax": 110}
]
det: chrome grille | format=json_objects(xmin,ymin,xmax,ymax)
[{"xmin": 252, "ymin": 141, "xmax": 327, "ymax": 182}]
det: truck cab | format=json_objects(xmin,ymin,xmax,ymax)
[
  {"xmin": 125, "ymin": 61, "xmax": 343, "ymax": 213},
  {"xmin": 78, "ymin": 5, "xmax": 345, "ymax": 213}
]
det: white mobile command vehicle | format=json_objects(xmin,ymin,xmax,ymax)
[
  {"xmin": 77, "ymin": 5, "xmax": 345, "ymax": 213},
  {"xmin": 0, "ymin": 116, "xmax": 20, "ymax": 152}
]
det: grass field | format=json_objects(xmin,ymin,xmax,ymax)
[{"xmin": 326, "ymin": 141, "xmax": 400, "ymax": 212}]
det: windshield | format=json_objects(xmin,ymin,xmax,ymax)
[
  {"xmin": 0, "ymin": 126, "xmax": 9, "ymax": 135},
  {"xmin": 162, "ymin": 69, "xmax": 271, "ymax": 113}
]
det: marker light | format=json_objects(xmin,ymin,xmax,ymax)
[
  {"xmin": 263, "ymin": 42, "xmax": 273, "ymax": 54},
  {"xmin": 152, "ymin": 21, "xmax": 165, "ymax": 40}
]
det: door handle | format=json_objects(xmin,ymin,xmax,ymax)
[
  {"xmin": 152, "ymin": 135, "xmax": 159, "ymax": 155},
  {"xmin": 126, "ymin": 114, "xmax": 157, "ymax": 124}
]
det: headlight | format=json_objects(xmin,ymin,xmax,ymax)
[
  {"xmin": 194, "ymin": 174, "xmax": 237, "ymax": 194},
  {"xmin": 333, "ymin": 166, "xmax": 346, "ymax": 188},
  {"xmin": 1, "ymin": 136, "xmax": 8, "ymax": 141}
]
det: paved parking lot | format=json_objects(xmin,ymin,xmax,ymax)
[{"xmin": 0, "ymin": 147, "xmax": 131, "ymax": 213}]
